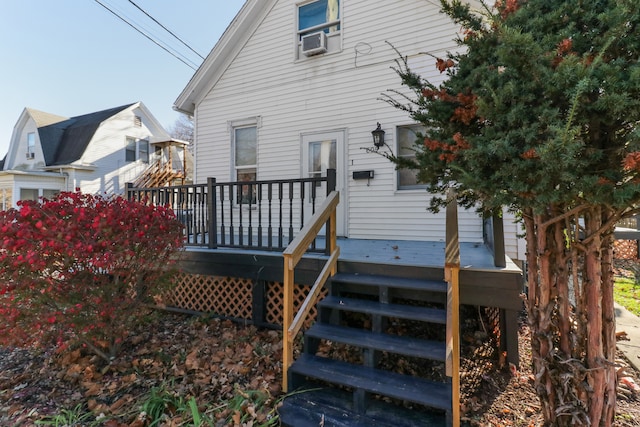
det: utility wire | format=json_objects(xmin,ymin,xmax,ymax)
[
  {"xmin": 93, "ymin": 0, "xmax": 199, "ymax": 70},
  {"xmin": 127, "ymin": 0, "xmax": 205, "ymax": 60}
]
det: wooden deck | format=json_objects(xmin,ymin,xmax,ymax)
[{"xmin": 178, "ymin": 237, "xmax": 523, "ymax": 365}]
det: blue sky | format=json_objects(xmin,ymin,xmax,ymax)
[{"xmin": 0, "ymin": 1, "xmax": 245, "ymax": 156}]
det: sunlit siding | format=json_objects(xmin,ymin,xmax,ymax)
[
  {"xmin": 78, "ymin": 107, "xmax": 156, "ymax": 194},
  {"xmin": 193, "ymin": 0, "xmax": 488, "ymax": 243}
]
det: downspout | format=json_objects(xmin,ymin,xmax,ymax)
[{"xmin": 59, "ymin": 168, "xmax": 69, "ymax": 191}]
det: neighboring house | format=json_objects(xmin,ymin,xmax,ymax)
[
  {"xmin": 174, "ymin": 0, "xmax": 526, "ymax": 263},
  {"xmin": 0, "ymin": 102, "xmax": 191, "ymax": 209}
]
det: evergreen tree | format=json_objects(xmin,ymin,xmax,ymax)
[{"xmin": 383, "ymin": 0, "xmax": 640, "ymax": 425}]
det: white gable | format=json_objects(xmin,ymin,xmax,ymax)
[{"xmin": 175, "ymin": 0, "xmax": 525, "ymax": 259}]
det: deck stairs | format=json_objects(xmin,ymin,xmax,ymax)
[
  {"xmin": 279, "ymin": 271, "xmax": 453, "ymax": 426},
  {"xmin": 132, "ymin": 159, "xmax": 185, "ymax": 189}
]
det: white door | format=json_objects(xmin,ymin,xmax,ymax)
[{"xmin": 301, "ymin": 130, "xmax": 346, "ymax": 236}]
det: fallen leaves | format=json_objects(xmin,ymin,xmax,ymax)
[{"xmin": 0, "ymin": 312, "xmax": 284, "ymax": 426}]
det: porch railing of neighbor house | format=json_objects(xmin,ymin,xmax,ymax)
[
  {"xmin": 282, "ymin": 190, "xmax": 340, "ymax": 392},
  {"xmin": 126, "ymin": 169, "xmax": 337, "ymax": 253}
]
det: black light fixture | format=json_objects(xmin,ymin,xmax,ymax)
[{"xmin": 371, "ymin": 122, "xmax": 385, "ymax": 148}]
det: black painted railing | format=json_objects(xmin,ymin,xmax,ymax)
[{"xmin": 127, "ymin": 169, "xmax": 336, "ymax": 253}]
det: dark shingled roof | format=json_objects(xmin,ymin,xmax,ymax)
[{"xmin": 38, "ymin": 103, "xmax": 135, "ymax": 166}]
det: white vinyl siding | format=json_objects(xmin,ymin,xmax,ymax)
[
  {"xmin": 74, "ymin": 105, "xmax": 169, "ymax": 195},
  {"xmin": 192, "ymin": 0, "xmax": 489, "ymax": 245}
]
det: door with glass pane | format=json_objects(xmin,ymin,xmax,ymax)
[{"xmin": 302, "ymin": 130, "xmax": 345, "ymax": 236}]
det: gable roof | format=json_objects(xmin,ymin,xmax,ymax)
[
  {"xmin": 26, "ymin": 108, "xmax": 68, "ymax": 128},
  {"xmin": 36, "ymin": 103, "xmax": 135, "ymax": 165}
]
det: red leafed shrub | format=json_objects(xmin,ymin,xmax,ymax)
[{"xmin": 0, "ymin": 191, "xmax": 184, "ymax": 361}]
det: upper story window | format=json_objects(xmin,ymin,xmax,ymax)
[
  {"xmin": 125, "ymin": 137, "xmax": 149, "ymax": 163},
  {"xmin": 139, "ymin": 139, "xmax": 149, "ymax": 163},
  {"xmin": 297, "ymin": 0, "xmax": 341, "ymax": 58},
  {"xmin": 298, "ymin": 0, "xmax": 339, "ymax": 36},
  {"xmin": 27, "ymin": 132, "xmax": 35, "ymax": 159},
  {"xmin": 397, "ymin": 125, "xmax": 427, "ymax": 190}
]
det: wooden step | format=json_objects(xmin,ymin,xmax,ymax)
[
  {"xmin": 279, "ymin": 387, "xmax": 446, "ymax": 427},
  {"xmin": 306, "ymin": 323, "xmax": 446, "ymax": 361},
  {"xmin": 288, "ymin": 354, "xmax": 452, "ymax": 411},
  {"xmin": 330, "ymin": 272, "xmax": 447, "ymax": 293},
  {"xmin": 319, "ymin": 295, "xmax": 446, "ymax": 324}
]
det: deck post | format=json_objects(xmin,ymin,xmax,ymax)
[
  {"xmin": 492, "ymin": 214, "xmax": 506, "ymax": 268},
  {"xmin": 282, "ymin": 254, "xmax": 294, "ymax": 393},
  {"xmin": 445, "ymin": 189, "xmax": 460, "ymax": 427},
  {"xmin": 326, "ymin": 168, "xmax": 336, "ymax": 194},
  {"xmin": 207, "ymin": 177, "xmax": 217, "ymax": 249}
]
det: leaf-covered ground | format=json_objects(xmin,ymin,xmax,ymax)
[{"xmin": 1, "ymin": 309, "xmax": 639, "ymax": 426}]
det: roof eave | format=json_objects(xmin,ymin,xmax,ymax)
[{"xmin": 174, "ymin": 0, "xmax": 277, "ymax": 114}]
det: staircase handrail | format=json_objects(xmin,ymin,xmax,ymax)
[
  {"xmin": 282, "ymin": 190, "xmax": 340, "ymax": 392},
  {"xmin": 445, "ymin": 189, "xmax": 461, "ymax": 427}
]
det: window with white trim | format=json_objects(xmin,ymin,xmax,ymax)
[
  {"xmin": 20, "ymin": 188, "xmax": 38, "ymax": 201},
  {"xmin": 125, "ymin": 137, "xmax": 149, "ymax": 163},
  {"xmin": 296, "ymin": 0, "xmax": 341, "ymax": 58},
  {"xmin": 27, "ymin": 132, "xmax": 35, "ymax": 159},
  {"xmin": 298, "ymin": 0, "xmax": 340, "ymax": 36},
  {"xmin": 397, "ymin": 125, "xmax": 427, "ymax": 190},
  {"xmin": 233, "ymin": 125, "xmax": 257, "ymax": 203}
]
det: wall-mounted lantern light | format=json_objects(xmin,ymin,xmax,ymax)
[{"xmin": 371, "ymin": 122, "xmax": 385, "ymax": 148}]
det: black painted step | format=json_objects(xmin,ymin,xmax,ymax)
[
  {"xmin": 319, "ymin": 295, "xmax": 447, "ymax": 324},
  {"xmin": 306, "ymin": 323, "xmax": 446, "ymax": 361},
  {"xmin": 288, "ymin": 353, "xmax": 452, "ymax": 411},
  {"xmin": 279, "ymin": 387, "xmax": 446, "ymax": 427},
  {"xmin": 330, "ymin": 272, "xmax": 447, "ymax": 293}
]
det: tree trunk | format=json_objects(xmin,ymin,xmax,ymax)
[{"xmin": 524, "ymin": 205, "xmax": 617, "ymax": 426}]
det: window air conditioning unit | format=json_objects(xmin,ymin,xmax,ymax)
[
  {"xmin": 26, "ymin": 152, "xmax": 34, "ymax": 159},
  {"xmin": 301, "ymin": 31, "xmax": 327, "ymax": 56}
]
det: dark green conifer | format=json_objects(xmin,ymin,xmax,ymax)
[{"xmin": 384, "ymin": 0, "xmax": 640, "ymax": 424}]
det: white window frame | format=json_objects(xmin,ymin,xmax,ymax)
[
  {"xmin": 125, "ymin": 137, "xmax": 149, "ymax": 163},
  {"xmin": 295, "ymin": 0, "xmax": 341, "ymax": 58},
  {"xmin": 397, "ymin": 124, "xmax": 428, "ymax": 190},
  {"xmin": 230, "ymin": 117, "xmax": 260, "ymax": 203},
  {"xmin": 27, "ymin": 132, "xmax": 36, "ymax": 158}
]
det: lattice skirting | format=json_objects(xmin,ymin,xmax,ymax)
[
  {"xmin": 614, "ymin": 239, "xmax": 639, "ymax": 260},
  {"xmin": 166, "ymin": 273, "xmax": 327, "ymax": 328},
  {"xmin": 168, "ymin": 273, "xmax": 253, "ymax": 320},
  {"xmin": 265, "ymin": 281, "xmax": 327, "ymax": 329}
]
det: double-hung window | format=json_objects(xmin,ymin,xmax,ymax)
[
  {"xmin": 397, "ymin": 125, "xmax": 427, "ymax": 190},
  {"xmin": 139, "ymin": 139, "xmax": 149, "ymax": 163},
  {"xmin": 297, "ymin": 0, "xmax": 340, "ymax": 57},
  {"xmin": 125, "ymin": 137, "xmax": 149, "ymax": 163},
  {"xmin": 233, "ymin": 125, "xmax": 257, "ymax": 203},
  {"xmin": 298, "ymin": 0, "xmax": 340, "ymax": 36},
  {"xmin": 27, "ymin": 132, "xmax": 35, "ymax": 159}
]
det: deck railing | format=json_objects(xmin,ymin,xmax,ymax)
[
  {"xmin": 282, "ymin": 190, "xmax": 340, "ymax": 392},
  {"xmin": 127, "ymin": 169, "xmax": 337, "ymax": 253}
]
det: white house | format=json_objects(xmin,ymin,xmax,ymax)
[
  {"xmin": 0, "ymin": 102, "xmax": 190, "ymax": 209},
  {"xmin": 173, "ymin": 0, "xmax": 525, "ymax": 262},
  {"xmin": 164, "ymin": 3, "xmax": 527, "ymax": 422}
]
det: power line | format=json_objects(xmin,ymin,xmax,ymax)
[
  {"xmin": 93, "ymin": 0, "xmax": 199, "ymax": 70},
  {"xmin": 127, "ymin": 0, "xmax": 205, "ymax": 60}
]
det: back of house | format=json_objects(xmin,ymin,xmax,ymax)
[{"xmin": 175, "ymin": 0, "xmax": 525, "ymax": 262}]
